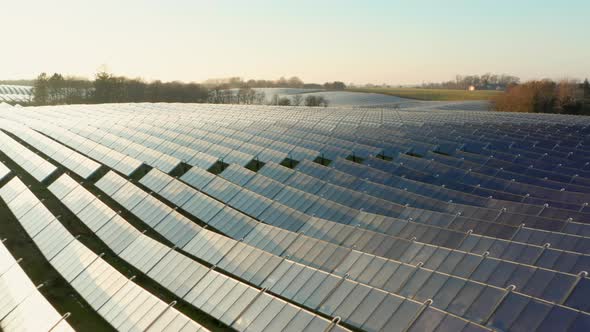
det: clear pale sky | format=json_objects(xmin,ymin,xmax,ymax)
[{"xmin": 2, "ymin": 0, "xmax": 589, "ymax": 84}]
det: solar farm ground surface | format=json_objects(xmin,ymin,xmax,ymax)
[{"xmin": 0, "ymin": 101, "xmax": 590, "ymax": 331}]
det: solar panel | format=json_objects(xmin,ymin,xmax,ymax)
[
  {"xmin": 0, "ymin": 239, "xmax": 74, "ymax": 332},
  {"xmin": 2, "ymin": 102, "xmax": 590, "ymax": 331},
  {"xmin": 46, "ymin": 174, "xmax": 353, "ymax": 331},
  {"xmin": 0, "ymin": 177, "xmax": 210, "ymax": 331},
  {"xmin": 0, "ymin": 130, "xmax": 58, "ymax": 182},
  {"xmin": 0, "ymin": 162, "xmax": 10, "ymax": 181}
]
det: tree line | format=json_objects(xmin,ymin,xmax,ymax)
[
  {"xmin": 30, "ymin": 72, "xmax": 340, "ymax": 107},
  {"xmin": 203, "ymin": 76, "xmax": 311, "ymax": 89},
  {"xmin": 269, "ymin": 94, "xmax": 329, "ymax": 107},
  {"xmin": 422, "ymin": 73, "xmax": 520, "ymax": 90},
  {"xmin": 0, "ymin": 79, "xmax": 34, "ymax": 86},
  {"xmin": 202, "ymin": 76, "xmax": 346, "ymax": 91},
  {"xmin": 32, "ymin": 72, "xmax": 210, "ymax": 105},
  {"xmin": 492, "ymin": 79, "xmax": 590, "ymax": 115},
  {"xmin": 207, "ymin": 86, "xmax": 329, "ymax": 107}
]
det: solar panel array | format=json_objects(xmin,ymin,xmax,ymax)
[
  {"xmin": 0, "ymin": 238, "xmax": 74, "ymax": 332},
  {"xmin": 0, "ymin": 85, "xmax": 32, "ymax": 103},
  {"xmin": 0, "ymin": 101, "xmax": 589, "ymax": 331}
]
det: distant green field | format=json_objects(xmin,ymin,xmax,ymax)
[{"xmin": 347, "ymin": 87, "xmax": 503, "ymax": 101}]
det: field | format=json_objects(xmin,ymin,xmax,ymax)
[
  {"xmin": 347, "ymin": 87, "xmax": 503, "ymax": 101},
  {"xmin": 251, "ymin": 88, "xmax": 489, "ymax": 110}
]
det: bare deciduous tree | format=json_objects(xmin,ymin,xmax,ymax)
[{"xmin": 292, "ymin": 94, "xmax": 303, "ymax": 106}]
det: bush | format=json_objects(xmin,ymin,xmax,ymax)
[
  {"xmin": 277, "ymin": 97, "xmax": 291, "ymax": 106},
  {"xmin": 304, "ymin": 95, "xmax": 329, "ymax": 107}
]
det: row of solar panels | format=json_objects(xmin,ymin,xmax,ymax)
[
  {"xmin": 40, "ymin": 104, "xmax": 590, "ymax": 179},
  {"xmin": 3, "ymin": 105, "xmax": 590, "ymax": 264},
  {"xmin": 0, "ymin": 177, "xmax": 211, "ymax": 332},
  {"xmin": 0, "ymin": 161, "xmax": 508, "ymax": 331},
  {"xmin": 0, "ymin": 106, "xmax": 356, "ymax": 330},
  {"xmin": 366, "ymin": 123, "xmax": 590, "ymax": 176},
  {"xmin": 1, "ymin": 105, "xmax": 590, "ymax": 255},
  {"xmin": 0, "ymin": 86, "xmax": 32, "ymax": 96},
  {"xmin": 0, "ymin": 95, "xmax": 31, "ymax": 103},
  {"xmin": 133, "ymin": 164, "xmax": 590, "ymax": 312},
  {"xmin": 374, "ymin": 122, "xmax": 589, "ymax": 159},
  {"xmin": 8, "ymin": 104, "xmax": 590, "ymax": 252},
  {"xmin": 0, "ymin": 111, "xmax": 476, "ymax": 330},
  {"xmin": 218, "ymin": 161, "xmax": 590, "ymax": 274},
  {"xmin": 0, "ymin": 86, "xmax": 32, "ymax": 104},
  {"xmin": 0, "ymin": 106, "xmax": 400, "ymax": 330},
  {"xmin": 0, "ymin": 161, "xmax": 405, "ymax": 330},
  {"xmin": 8, "ymin": 104, "xmax": 585, "ymax": 208},
  {"xmin": 53, "ymin": 172, "xmax": 479, "ymax": 332},
  {"xmin": 1, "ymin": 102, "xmax": 590, "ymax": 331},
  {"xmin": 368, "ymin": 127, "xmax": 590, "ymax": 183},
  {"xmin": 0, "ymin": 238, "xmax": 73, "ymax": 331}
]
